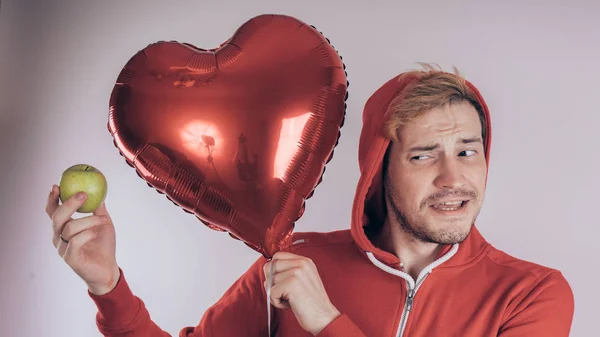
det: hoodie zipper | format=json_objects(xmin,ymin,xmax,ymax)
[
  {"xmin": 396, "ymin": 273, "xmax": 428, "ymax": 337},
  {"xmin": 366, "ymin": 244, "xmax": 459, "ymax": 337}
]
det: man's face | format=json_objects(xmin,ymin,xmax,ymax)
[{"xmin": 384, "ymin": 101, "xmax": 487, "ymax": 244}]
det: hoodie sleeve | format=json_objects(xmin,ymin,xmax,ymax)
[
  {"xmin": 88, "ymin": 256, "xmax": 270, "ymax": 337},
  {"xmin": 315, "ymin": 314, "xmax": 367, "ymax": 337},
  {"xmin": 497, "ymin": 271, "xmax": 574, "ymax": 337}
]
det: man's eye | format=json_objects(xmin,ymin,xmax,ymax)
[
  {"xmin": 411, "ymin": 155, "xmax": 431, "ymax": 161},
  {"xmin": 459, "ymin": 150, "xmax": 476, "ymax": 157}
]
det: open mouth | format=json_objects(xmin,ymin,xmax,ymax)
[{"xmin": 430, "ymin": 200, "xmax": 469, "ymax": 212}]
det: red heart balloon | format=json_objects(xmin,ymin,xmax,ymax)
[{"xmin": 107, "ymin": 14, "xmax": 348, "ymax": 257}]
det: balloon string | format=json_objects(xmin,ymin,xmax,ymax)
[{"xmin": 266, "ymin": 259, "xmax": 275, "ymax": 337}]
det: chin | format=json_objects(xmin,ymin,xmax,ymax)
[{"xmin": 431, "ymin": 221, "xmax": 473, "ymax": 244}]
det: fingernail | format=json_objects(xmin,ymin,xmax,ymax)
[{"xmin": 76, "ymin": 192, "xmax": 86, "ymax": 200}]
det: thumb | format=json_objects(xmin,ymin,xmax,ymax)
[{"xmin": 93, "ymin": 202, "xmax": 109, "ymax": 216}]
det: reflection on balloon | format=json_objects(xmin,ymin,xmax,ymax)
[
  {"xmin": 274, "ymin": 113, "xmax": 311, "ymax": 180},
  {"xmin": 108, "ymin": 14, "xmax": 348, "ymax": 257},
  {"xmin": 181, "ymin": 120, "xmax": 222, "ymax": 160}
]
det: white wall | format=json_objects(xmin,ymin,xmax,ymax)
[{"xmin": 1, "ymin": 0, "xmax": 598, "ymax": 336}]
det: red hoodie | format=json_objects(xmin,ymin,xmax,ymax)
[{"xmin": 89, "ymin": 73, "xmax": 575, "ymax": 337}]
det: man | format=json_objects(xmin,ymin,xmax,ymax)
[{"xmin": 47, "ymin": 64, "xmax": 574, "ymax": 336}]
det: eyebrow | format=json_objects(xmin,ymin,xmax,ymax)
[
  {"xmin": 460, "ymin": 136, "xmax": 483, "ymax": 145},
  {"xmin": 407, "ymin": 137, "xmax": 483, "ymax": 152}
]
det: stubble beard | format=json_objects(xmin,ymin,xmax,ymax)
[{"xmin": 385, "ymin": 182, "xmax": 482, "ymax": 245}]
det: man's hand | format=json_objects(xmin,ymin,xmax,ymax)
[
  {"xmin": 46, "ymin": 185, "xmax": 121, "ymax": 295},
  {"xmin": 264, "ymin": 252, "xmax": 341, "ymax": 336}
]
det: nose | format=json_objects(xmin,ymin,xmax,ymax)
[{"xmin": 433, "ymin": 157, "xmax": 466, "ymax": 190}]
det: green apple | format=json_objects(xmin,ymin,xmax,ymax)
[{"xmin": 59, "ymin": 164, "xmax": 108, "ymax": 213}]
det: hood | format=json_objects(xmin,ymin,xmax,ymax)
[{"xmin": 350, "ymin": 72, "xmax": 493, "ymax": 268}]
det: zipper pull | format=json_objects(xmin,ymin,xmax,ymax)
[{"xmin": 406, "ymin": 288, "xmax": 415, "ymax": 312}]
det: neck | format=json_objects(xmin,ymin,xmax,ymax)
[{"xmin": 373, "ymin": 218, "xmax": 445, "ymax": 281}]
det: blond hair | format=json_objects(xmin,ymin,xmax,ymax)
[{"xmin": 384, "ymin": 63, "xmax": 487, "ymax": 145}]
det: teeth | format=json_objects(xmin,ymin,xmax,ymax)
[
  {"xmin": 439, "ymin": 201, "xmax": 462, "ymax": 205},
  {"xmin": 432, "ymin": 201, "xmax": 464, "ymax": 211}
]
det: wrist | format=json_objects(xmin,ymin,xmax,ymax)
[
  {"xmin": 311, "ymin": 306, "xmax": 341, "ymax": 336},
  {"xmin": 88, "ymin": 266, "xmax": 121, "ymax": 295}
]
